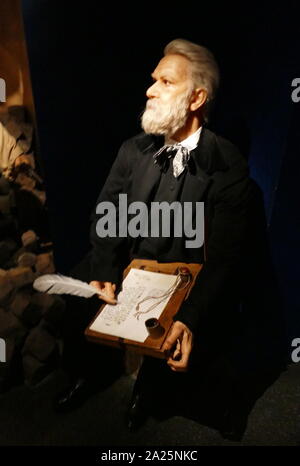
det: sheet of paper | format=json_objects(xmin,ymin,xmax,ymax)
[{"xmin": 89, "ymin": 268, "xmax": 178, "ymax": 342}]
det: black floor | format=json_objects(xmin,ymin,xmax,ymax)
[{"xmin": 0, "ymin": 361, "xmax": 299, "ymax": 447}]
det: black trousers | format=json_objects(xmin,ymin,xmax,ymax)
[
  {"xmin": 60, "ymin": 293, "xmax": 124, "ymax": 382},
  {"xmin": 60, "ymin": 290, "xmax": 241, "ymax": 422},
  {"xmin": 59, "ymin": 253, "xmax": 284, "ymax": 425},
  {"xmin": 60, "ymin": 253, "xmax": 124, "ymax": 382}
]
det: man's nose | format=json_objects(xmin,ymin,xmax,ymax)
[{"xmin": 146, "ymin": 81, "xmax": 159, "ymax": 99}]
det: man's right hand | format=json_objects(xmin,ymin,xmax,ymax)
[{"xmin": 89, "ymin": 281, "xmax": 117, "ymax": 304}]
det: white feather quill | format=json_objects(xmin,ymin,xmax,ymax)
[{"xmin": 33, "ymin": 273, "xmax": 116, "ymax": 302}]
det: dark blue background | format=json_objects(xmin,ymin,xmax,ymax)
[{"xmin": 21, "ymin": 1, "xmax": 300, "ymax": 345}]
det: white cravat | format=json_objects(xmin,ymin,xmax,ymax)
[{"xmin": 153, "ymin": 127, "xmax": 202, "ymax": 178}]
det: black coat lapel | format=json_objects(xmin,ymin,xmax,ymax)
[
  {"xmin": 130, "ymin": 129, "xmax": 228, "ymax": 205},
  {"xmin": 130, "ymin": 134, "xmax": 164, "ymax": 204},
  {"xmin": 181, "ymin": 128, "xmax": 224, "ymax": 202}
]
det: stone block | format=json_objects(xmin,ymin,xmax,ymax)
[
  {"xmin": 6, "ymin": 266, "xmax": 36, "ymax": 288},
  {"xmin": 0, "ymin": 194, "xmax": 11, "ymax": 214},
  {"xmin": 0, "ymin": 308, "xmax": 28, "ymax": 344},
  {"xmin": 17, "ymin": 252, "xmax": 37, "ymax": 268},
  {"xmin": 0, "ymin": 275, "xmax": 14, "ymax": 302},
  {"xmin": 30, "ymin": 293, "xmax": 65, "ymax": 331},
  {"xmin": 0, "ymin": 239, "xmax": 18, "ymax": 267},
  {"xmin": 21, "ymin": 230, "xmax": 38, "ymax": 247},
  {"xmin": 35, "ymin": 252, "xmax": 55, "ymax": 275},
  {"xmin": 22, "ymin": 325, "xmax": 57, "ymax": 362},
  {"xmin": 10, "ymin": 290, "xmax": 42, "ymax": 327}
]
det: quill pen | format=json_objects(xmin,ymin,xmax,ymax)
[{"xmin": 33, "ymin": 274, "xmax": 118, "ymax": 303}]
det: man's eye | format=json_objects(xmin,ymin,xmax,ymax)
[{"xmin": 163, "ymin": 79, "xmax": 171, "ymax": 85}]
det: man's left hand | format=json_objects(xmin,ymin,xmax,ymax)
[{"xmin": 162, "ymin": 321, "xmax": 193, "ymax": 372}]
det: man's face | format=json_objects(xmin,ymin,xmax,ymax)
[{"xmin": 141, "ymin": 54, "xmax": 194, "ymax": 137}]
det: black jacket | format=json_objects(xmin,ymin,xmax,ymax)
[{"xmin": 89, "ymin": 128, "xmax": 279, "ymax": 354}]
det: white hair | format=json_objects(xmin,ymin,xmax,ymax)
[{"xmin": 164, "ymin": 38, "xmax": 220, "ymax": 122}]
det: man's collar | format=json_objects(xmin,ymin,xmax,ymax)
[
  {"xmin": 135, "ymin": 128, "xmax": 229, "ymax": 175},
  {"xmin": 165, "ymin": 126, "xmax": 202, "ymax": 151},
  {"xmin": 135, "ymin": 127, "xmax": 202, "ymax": 155}
]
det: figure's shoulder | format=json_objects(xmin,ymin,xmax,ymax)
[
  {"xmin": 112, "ymin": 133, "xmax": 145, "ymax": 162},
  {"xmin": 200, "ymin": 129, "xmax": 249, "ymax": 194},
  {"xmin": 121, "ymin": 132, "xmax": 150, "ymax": 147},
  {"xmin": 203, "ymin": 128, "xmax": 246, "ymax": 169},
  {"xmin": 119, "ymin": 132, "xmax": 164, "ymax": 158}
]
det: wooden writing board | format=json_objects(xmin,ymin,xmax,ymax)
[{"xmin": 85, "ymin": 259, "xmax": 202, "ymax": 358}]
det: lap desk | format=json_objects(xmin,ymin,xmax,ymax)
[{"xmin": 85, "ymin": 259, "xmax": 202, "ymax": 358}]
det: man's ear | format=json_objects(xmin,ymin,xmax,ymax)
[{"xmin": 190, "ymin": 88, "xmax": 208, "ymax": 112}]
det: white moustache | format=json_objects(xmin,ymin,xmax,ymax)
[{"xmin": 146, "ymin": 100, "xmax": 159, "ymax": 110}]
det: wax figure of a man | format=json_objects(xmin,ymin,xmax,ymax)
[{"xmin": 56, "ymin": 39, "xmax": 285, "ymax": 438}]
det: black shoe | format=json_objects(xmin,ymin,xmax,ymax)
[
  {"xmin": 127, "ymin": 393, "xmax": 149, "ymax": 432},
  {"xmin": 54, "ymin": 378, "xmax": 97, "ymax": 413}
]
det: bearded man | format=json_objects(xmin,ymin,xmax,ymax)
[{"xmin": 56, "ymin": 39, "xmax": 284, "ymax": 439}]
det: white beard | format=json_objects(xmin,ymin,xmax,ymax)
[{"xmin": 141, "ymin": 88, "xmax": 193, "ymax": 137}]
